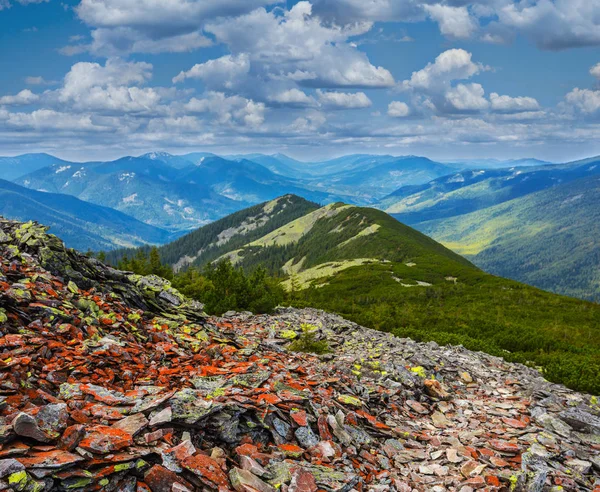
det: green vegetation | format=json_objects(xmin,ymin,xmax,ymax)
[
  {"xmin": 116, "ymin": 248, "xmax": 284, "ymax": 316},
  {"xmin": 288, "ymin": 324, "xmax": 330, "ymax": 354},
  {"xmin": 417, "ymin": 175, "xmax": 600, "ymax": 303},
  {"xmin": 116, "ymin": 197, "xmax": 600, "ymax": 394}
]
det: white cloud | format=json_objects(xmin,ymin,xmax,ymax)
[
  {"xmin": 317, "ymin": 90, "xmax": 372, "ymax": 109},
  {"xmin": 424, "ymin": 5, "xmax": 478, "ymax": 40},
  {"xmin": 71, "ymin": 0, "xmax": 278, "ymax": 55},
  {"xmin": 388, "ymin": 101, "xmax": 411, "ymax": 118},
  {"xmin": 173, "ymin": 54, "xmax": 250, "ymax": 87},
  {"xmin": 288, "ymin": 110, "xmax": 327, "ymax": 133},
  {"xmin": 565, "ymin": 88, "xmax": 600, "ymax": 114},
  {"xmin": 5, "ymin": 109, "xmax": 107, "ymax": 132},
  {"xmin": 445, "ymin": 83, "xmax": 489, "ymax": 112},
  {"xmin": 269, "ymin": 89, "xmax": 316, "ymax": 107},
  {"xmin": 185, "ymin": 92, "xmax": 265, "ymax": 127},
  {"xmin": 496, "ymin": 0, "xmax": 600, "ymax": 50},
  {"xmin": 58, "ymin": 59, "xmax": 162, "ymax": 114},
  {"xmin": 0, "ymin": 89, "xmax": 39, "ymax": 106},
  {"xmin": 202, "ymin": 2, "xmax": 394, "ymax": 89},
  {"xmin": 591, "ymin": 63, "xmax": 600, "ymax": 80},
  {"xmin": 402, "ymin": 49, "xmax": 485, "ymax": 92},
  {"xmin": 314, "ymin": 0, "xmax": 600, "ymax": 51},
  {"xmin": 490, "ymin": 92, "xmax": 540, "ymax": 113}
]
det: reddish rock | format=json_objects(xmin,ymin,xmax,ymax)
[
  {"xmin": 58, "ymin": 424, "xmax": 85, "ymax": 451},
  {"xmin": 288, "ymin": 468, "xmax": 317, "ymax": 492},
  {"xmin": 489, "ymin": 439, "xmax": 520, "ymax": 454},
  {"xmin": 144, "ymin": 464, "xmax": 194, "ymax": 492},
  {"xmin": 112, "ymin": 413, "xmax": 149, "ymax": 436},
  {"xmin": 79, "ymin": 426, "xmax": 133, "ymax": 454},
  {"xmin": 182, "ymin": 453, "xmax": 229, "ymax": 489}
]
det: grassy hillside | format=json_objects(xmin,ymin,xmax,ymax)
[
  {"xmin": 417, "ymin": 175, "xmax": 600, "ymax": 302},
  {"xmin": 143, "ymin": 196, "xmax": 600, "ymax": 394},
  {"xmin": 0, "ymin": 179, "xmax": 173, "ymax": 251},
  {"xmin": 379, "ymin": 156, "xmax": 600, "ymax": 225}
]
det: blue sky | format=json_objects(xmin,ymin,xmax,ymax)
[{"xmin": 0, "ymin": 0, "xmax": 599, "ymax": 162}]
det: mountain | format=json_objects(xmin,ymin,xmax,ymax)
[
  {"xmin": 446, "ymin": 157, "xmax": 554, "ymax": 170},
  {"xmin": 16, "ymin": 158, "xmax": 239, "ymax": 231},
  {"xmin": 0, "ymin": 153, "xmax": 72, "ymax": 181},
  {"xmin": 0, "ymin": 179, "xmax": 173, "ymax": 251},
  {"xmin": 377, "ymin": 156, "xmax": 600, "ymax": 225},
  {"xmin": 301, "ymin": 155, "xmax": 455, "ymax": 202},
  {"xmin": 1, "ymin": 218, "xmax": 598, "ymax": 491},
  {"xmin": 147, "ymin": 195, "xmax": 600, "ymax": 394},
  {"xmin": 417, "ymin": 174, "xmax": 600, "ymax": 302},
  {"xmin": 226, "ymin": 153, "xmax": 310, "ymax": 178},
  {"xmin": 16, "ymin": 154, "xmax": 349, "ymax": 232}
]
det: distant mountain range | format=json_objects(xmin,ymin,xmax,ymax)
[
  {"xmin": 3, "ymin": 149, "xmax": 600, "ymax": 302},
  {"xmin": 0, "ymin": 179, "xmax": 172, "ymax": 251}
]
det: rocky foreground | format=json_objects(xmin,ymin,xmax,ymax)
[{"xmin": 0, "ymin": 219, "xmax": 598, "ymax": 492}]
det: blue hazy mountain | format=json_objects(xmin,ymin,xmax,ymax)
[
  {"xmin": 0, "ymin": 153, "xmax": 72, "ymax": 181},
  {"xmin": 0, "ymin": 179, "xmax": 173, "ymax": 251}
]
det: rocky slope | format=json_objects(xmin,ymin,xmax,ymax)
[{"xmin": 0, "ymin": 218, "xmax": 598, "ymax": 491}]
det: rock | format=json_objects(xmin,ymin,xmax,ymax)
[
  {"xmin": 12, "ymin": 413, "xmax": 51, "ymax": 443},
  {"xmin": 149, "ymin": 407, "xmax": 172, "ymax": 427},
  {"xmin": 144, "ymin": 464, "xmax": 194, "ymax": 492},
  {"xmin": 424, "ymin": 379, "xmax": 451, "ymax": 400},
  {"xmin": 288, "ymin": 468, "xmax": 318, "ymax": 492},
  {"xmin": 295, "ymin": 426, "xmax": 319, "ymax": 448},
  {"xmin": 182, "ymin": 454, "xmax": 229, "ymax": 489},
  {"xmin": 0, "ymin": 459, "xmax": 24, "ymax": 479},
  {"xmin": 558, "ymin": 408, "xmax": 600, "ymax": 434},
  {"xmin": 230, "ymin": 467, "xmax": 276, "ymax": 492},
  {"xmin": 112, "ymin": 413, "xmax": 149, "ymax": 436},
  {"xmin": 78, "ymin": 426, "xmax": 133, "ymax": 453}
]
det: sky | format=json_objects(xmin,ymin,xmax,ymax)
[{"xmin": 0, "ymin": 0, "xmax": 599, "ymax": 162}]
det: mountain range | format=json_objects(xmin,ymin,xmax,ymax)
[
  {"xmin": 3, "ymin": 150, "xmax": 600, "ymax": 302},
  {"xmin": 109, "ymin": 195, "xmax": 600, "ymax": 394}
]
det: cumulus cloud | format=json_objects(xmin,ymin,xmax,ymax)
[
  {"xmin": 5, "ymin": 109, "xmax": 107, "ymax": 132},
  {"xmin": 54, "ymin": 59, "xmax": 165, "ymax": 114},
  {"xmin": 490, "ymin": 93, "xmax": 540, "ymax": 113},
  {"xmin": 424, "ymin": 5, "xmax": 478, "ymax": 40},
  {"xmin": 0, "ymin": 89, "xmax": 39, "ymax": 106},
  {"xmin": 445, "ymin": 83, "xmax": 489, "ymax": 112},
  {"xmin": 388, "ymin": 101, "xmax": 411, "ymax": 117},
  {"xmin": 69, "ymin": 0, "xmax": 278, "ymax": 55},
  {"xmin": 591, "ymin": 63, "xmax": 600, "ymax": 80},
  {"xmin": 185, "ymin": 92, "xmax": 265, "ymax": 127},
  {"xmin": 201, "ymin": 2, "xmax": 394, "ymax": 90},
  {"xmin": 313, "ymin": 0, "xmax": 600, "ymax": 52},
  {"xmin": 402, "ymin": 49, "xmax": 486, "ymax": 92},
  {"xmin": 269, "ymin": 89, "xmax": 316, "ymax": 108},
  {"xmin": 173, "ymin": 54, "xmax": 250, "ymax": 88},
  {"xmin": 317, "ymin": 90, "xmax": 372, "ymax": 109},
  {"xmin": 565, "ymin": 88, "xmax": 600, "ymax": 114},
  {"xmin": 496, "ymin": 0, "xmax": 600, "ymax": 50}
]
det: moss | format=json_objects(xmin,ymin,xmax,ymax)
[
  {"xmin": 8, "ymin": 471, "xmax": 27, "ymax": 485},
  {"xmin": 410, "ymin": 366, "xmax": 427, "ymax": 378},
  {"xmin": 337, "ymin": 394, "xmax": 363, "ymax": 407}
]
